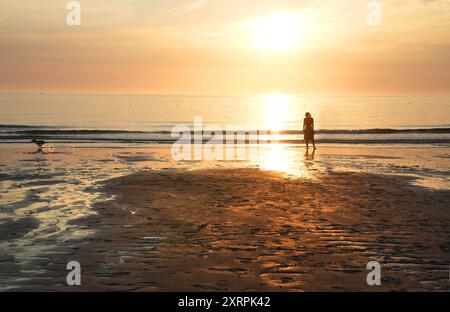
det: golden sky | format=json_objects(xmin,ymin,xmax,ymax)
[{"xmin": 0, "ymin": 0, "xmax": 449, "ymax": 94}]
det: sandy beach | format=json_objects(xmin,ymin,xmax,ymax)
[
  {"xmin": 0, "ymin": 144, "xmax": 449, "ymax": 291},
  {"xmin": 73, "ymin": 169, "xmax": 450, "ymax": 291}
]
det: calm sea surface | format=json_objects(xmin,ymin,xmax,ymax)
[{"xmin": 0, "ymin": 93, "xmax": 449, "ymax": 144}]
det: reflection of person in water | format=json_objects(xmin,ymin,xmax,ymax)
[
  {"xmin": 305, "ymin": 148, "xmax": 315, "ymax": 160},
  {"xmin": 303, "ymin": 112, "xmax": 316, "ymax": 150}
]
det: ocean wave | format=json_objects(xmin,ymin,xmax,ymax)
[
  {"xmin": 0, "ymin": 124, "xmax": 449, "ymax": 135},
  {"xmin": 1, "ymin": 124, "xmax": 449, "ymax": 145},
  {"xmin": 1, "ymin": 138, "xmax": 449, "ymax": 145}
]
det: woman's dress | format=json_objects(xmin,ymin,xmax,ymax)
[{"xmin": 304, "ymin": 118, "xmax": 314, "ymax": 141}]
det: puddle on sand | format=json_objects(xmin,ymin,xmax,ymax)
[{"xmin": 0, "ymin": 146, "xmax": 176, "ymax": 289}]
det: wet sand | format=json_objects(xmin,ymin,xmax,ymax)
[
  {"xmin": 0, "ymin": 145, "xmax": 449, "ymax": 291},
  {"xmin": 54, "ymin": 168, "xmax": 449, "ymax": 291}
]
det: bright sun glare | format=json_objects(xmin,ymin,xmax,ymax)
[{"xmin": 252, "ymin": 12, "xmax": 307, "ymax": 52}]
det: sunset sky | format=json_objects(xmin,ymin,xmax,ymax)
[{"xmin": 1, "ymin": 0, "xmax": 449, "ymax": 94}]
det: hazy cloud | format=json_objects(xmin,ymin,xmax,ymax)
[
  {"xmin": 166, "ymin": 0, "xmax": 212, "ymax": 15},
  {"xmin": 0, "ymin": 0, "xmax": 449, "ymax": 93}
]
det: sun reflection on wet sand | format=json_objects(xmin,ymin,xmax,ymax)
[{"xmin": 256, "ymin": 143, "xmax": 320, "ymax": 179}]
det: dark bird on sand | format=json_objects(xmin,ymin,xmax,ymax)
[{"xmin": 31, "ymin": 139, "xmax": 46, "ymax": 147}]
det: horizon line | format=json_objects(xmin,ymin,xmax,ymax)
[{"xmin": 1, "ymin": 91, "xmax": 450, "ymax": 98}]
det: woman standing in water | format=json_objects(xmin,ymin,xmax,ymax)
[{"xmin": 303, "ymin": 112, "xmax": 316, "ymax": 150}]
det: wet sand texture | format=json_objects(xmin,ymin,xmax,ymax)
[{"xmin": 54, "ymin": 168, "xmax": 450, "ymax": 292}]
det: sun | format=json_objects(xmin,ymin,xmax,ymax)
[{"xmin": 252, "ymin": 12, "xmax": 307, "ymax": 52}]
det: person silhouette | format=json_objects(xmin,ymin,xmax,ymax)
[{"xmin": 303, "ymin": 112, "xmax": 316, "ymax": 150}]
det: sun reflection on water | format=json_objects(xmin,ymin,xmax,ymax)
[
  {"xmin": 257, "ymin": 143, "xmax": 317, "ymax": 179},
  {"xmin": 258, "ymin": 93, "xmax": 318, "ymax": 178},
  {"xmin": 263, "ymin": 93, "xmax": 292, "ymax": 132}
]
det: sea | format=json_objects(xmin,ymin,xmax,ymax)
[{"xmin": 0, "ymin": 93, "xmax": 449, "ymax": 145}]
